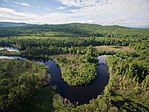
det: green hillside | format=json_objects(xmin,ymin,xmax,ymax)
[{"xmin": 0, "ymin": 23, "xmax": 149, "ymax": 38}]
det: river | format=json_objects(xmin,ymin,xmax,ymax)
[
  {"xmin": 0, "ymin": 47, "xmax": 19, "ymax": 52},
  {"xmin": 0, "ymin": 47, "xmax": 109, "ymax": 105}
]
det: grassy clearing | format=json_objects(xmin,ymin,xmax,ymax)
[
  {"xmin": 50, "ymin": 54, "xmax": 78, "ymax": 59},
  {"xmin": 95, "ymin": 45, "xmax": 134, "ymax": 52}
]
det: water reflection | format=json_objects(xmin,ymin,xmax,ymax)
[{"xmin": 0, "ymin": 47, "xmax": 19, "ymax": 52}]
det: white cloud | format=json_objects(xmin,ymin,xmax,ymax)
[
  {"xmin": 0, "ymin": 7, "xmax": 93, "ymax": 24},
  {"xmin": 0, "ymin": 7, "xmax": 70, "ymax": 24},
  {"xmin": 57, "ymin": 6, "xmax": 67, "ymax": 10},
  {"xmin": 0, "ymin": 0, "xmax": 149, "ymax": 27},
  {"xmin": 70, "ymin": 9, "xmax": 78, "ymax": 13},
  {"xmin": 61, "ymin": 0, "xmax": 149, "ymax": 27},
  {"xmin": 0, "ymin": 7, "xmax": 37, "ymax": 23},
  {"xmin": 14, "ymin": 2, "xmax": 30, "ymax": 7},
  {"xmin": 57, "ymin": 0, "xmax": 107, "ymax": 7}
]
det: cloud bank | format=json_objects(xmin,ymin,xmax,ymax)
[
  {"xmin": 0, "ymin": 0, "xmax": 149, "ymax": 27},
  {"xmin": 57, "ymin": 0, "xmax": 104, "ymax": 7}
]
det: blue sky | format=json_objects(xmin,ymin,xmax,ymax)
[{"xmin": 0, "ymin": 0, "xmax": 149, "ymax": 27}]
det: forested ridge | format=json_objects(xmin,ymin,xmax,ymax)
[
  {"xmin": 0, "ymin": 23, "xmax": 149, "ymax": 112},
  {"xmin": 0, "ymin": 23, "xmax": 149, "ymax": 38}
]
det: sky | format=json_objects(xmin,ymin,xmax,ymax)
[{"xmin": 0, "ymin": 0, "xmax": 149, "ymax": 27}]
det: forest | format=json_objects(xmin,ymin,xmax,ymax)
[{"xmin": 0, "ymin": 23, "xmax": 149, "ymax": 112}]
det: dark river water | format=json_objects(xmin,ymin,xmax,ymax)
[
  {"xmin": 46, "ymin": 55, "xmax": 109, "ymax": 104},
  {"xmin": 0, "ymin": 47, "xmax": 109, "ymax": 104}
]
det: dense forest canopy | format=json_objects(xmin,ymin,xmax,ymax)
[
  {"xmin": 0, "ymin": 23, "xmax": 149, "ymax": 112},
  {"xmin": 0, "ymin": 59, "xmax": 49, "ymax": 111}
]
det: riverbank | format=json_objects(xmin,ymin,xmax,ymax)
[{"xmin": 0, "ymin": 54, "xmax": 109, "ymax": 105}]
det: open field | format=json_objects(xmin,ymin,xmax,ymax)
[{"xmin": 95, "ymin": 46, "xmax": 134, "ymax": 52}]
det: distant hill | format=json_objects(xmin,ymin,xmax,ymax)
[
  {"xmin": 0, "ymin": 22, "xmax": 148, "ymax": 38},
  {"xmin": 0, "ymin": 22, "xmax": 32, "ymax": 27},
  {"xmin": 0, "ymin": 22, "xmax": 128, "ymax": 28}
]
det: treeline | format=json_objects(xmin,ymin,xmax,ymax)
[
  {"xmin": 0, "ymin": 36, "xmax": 139, "ymax": 58},
  {"xmin": 0, "ymin": 23, "xmax": 149, "ymax": 38},
  {"xmin": 1, "ymin": 36, "xmax": 132, "ymax": 48}
]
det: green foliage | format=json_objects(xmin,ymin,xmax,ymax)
[
  {"xmin": 53, "ymin": 47, "xmax": 97, "ymax": 86},
  {"xmin": 0, "ymin": 60, "xmax": 49, "ymax": 112},
  {"xmin": 62, "ymin": 62, "xmax": 96, "ymax": 86},
  {"xmin": 142, "ymin": 75, "xmax": 149, "ymax": 88},
  {"xmin": 53, "ymin": 94, "xmax": 75, "ymax": 112},
  {"xmin": 0, "ymin": 36, "xmax": 137, "ymax": 58},
  {"xmin": 21, "ymin": 86, "xmax": 55, "ymax": 112},
  {"xmin": 107, "ymin": 55, "xmax": 148, "ymax": 82},
  {"xmin": 52, "ymin": 65, "xmax": 149, "ymax": 112},
  {"xmin": 0, "ymin": 23, "xmax": 149, "ymax": 38},
  {"xmin": 0, "ymin": 23, "xmax": 149, "ymax": 112}
]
